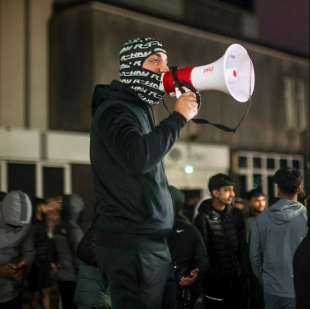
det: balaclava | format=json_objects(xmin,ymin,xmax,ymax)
[{"xmin": 119, "ymin": 37, "xmax": 167, "ymax": 105}]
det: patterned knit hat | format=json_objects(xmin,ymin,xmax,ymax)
[{"xmin": 119, "ymin": 37, "xmax": 167, "ymax": 105}]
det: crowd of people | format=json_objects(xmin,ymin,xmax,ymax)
[
  {"xmin": 0, "ymin": 169, "xmax": 308, "ymax": 309},
  {"xmin": 0, "ymin": 193, "xmax": 85, "ymax": 309},
  {"xmin": 1, "ymin": 36, "xmax": 309, "ymax": 309}
]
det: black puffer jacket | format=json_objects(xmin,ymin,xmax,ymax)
[{"xmin": 194, "ymin": 199, "xmax": 247, "ymax": 278}]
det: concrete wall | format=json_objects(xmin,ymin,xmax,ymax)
[
  {"xmin": 0, "ymin": 0, "xmax": 52, "ymax": 129},
  {"xmin": 50, "ymin": 2, "xmax": 309, "ymax": 155},
  {"xmin": 0, "ymin": 0, "xmax": 26, "ymax": 127}
]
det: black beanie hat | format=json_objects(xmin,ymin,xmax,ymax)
[{"xmin": 208, "ymin": 173, "xmax": 234, "ymax": 192}]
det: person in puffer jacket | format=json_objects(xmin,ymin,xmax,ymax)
[
  {"xmin": 194, "ymin": 173, "xmax": 248, "ymax": 309},
  {"xmin": 250, "ymin": 168, "xmax": 308, "ymax": 309}
]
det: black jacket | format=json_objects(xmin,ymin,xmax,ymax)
[
  {"xmin": 32, "ymin": 221, "xmax": 56, "ymax": 264},
  {"xmin": 168, "ymin": 217, "xmax": 208, "ymax": 281},
  {"xmin": 294, "ymin": 230, "xmax": 310, "ymax": 309},
  {"xmin": 194, "ymin": 199, "xmax": 247, "ymax": 279},
  {"xmin": 90, "ymin": 81, "xmax": 186, "ymax": 244}
]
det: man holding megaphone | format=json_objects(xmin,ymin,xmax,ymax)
[{"xmin": 90, "ymin": 37, "xmax": 199, "ymax": 309}]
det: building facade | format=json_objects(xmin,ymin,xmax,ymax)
[{"xmin": 0, "ymin": 1, "xmax": 309, "ymax": 215}]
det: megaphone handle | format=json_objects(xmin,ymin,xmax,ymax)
[
  {"xmin": 170, "ymin": 66, "xmax": 201, "ymax": 109},
  {"xmin": 175, "ymin": 88, "xmax": 201, "ymax": 109},
  {"xmin": 175, "ymin": 87, "xmax": 183, "ymax": 99}
]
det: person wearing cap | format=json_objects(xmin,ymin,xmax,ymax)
[
  {"xmin": 194, "ymin": 173, "xmax": 247, "ymax": 309},
  {"xmin": 250, "ymin": 168, "xmax": 307, "ymax": 309},
  {"xmin": 0, "ymin": 191, "xmax": 35, "ymax": 308},
  {"xmin": 90, "ymin": 37, "xmax": 199, "ymax": 308}
]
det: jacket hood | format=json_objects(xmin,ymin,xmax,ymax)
[
  {"xmin": 0, "ymin": 191, "xmax": 32, "ymax": 226},
  {"xmin": 268, "ymin": 199, "xmax": 306, "ymax": 224},
  {"xmin": 91, "ymin": 80, "xmax": 142, "ymax": 116},
  {"xmin": 61, "ymin": 194, "xmax": 84, "ymax": 224},
  {"xmin": 198, "ymin": 198, "xmax": 213, "ymax": 214},
  {"xmin": 0, "ymin": 191, "xmax": 32, "ymax": 248}
]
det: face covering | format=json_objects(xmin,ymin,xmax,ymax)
[{"xmin": 119, "ymin": 37, "xmax": 167, "ymax": 106}]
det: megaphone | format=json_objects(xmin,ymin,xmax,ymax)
[{"xmin": 160, "ymin": 44, "xmax": 255, "ymax": 103}]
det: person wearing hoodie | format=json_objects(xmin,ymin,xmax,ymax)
[
  {"xmin": 53, "ymin": 194, "xmax": 84, "ymax": 309},
  {"xmin": 194, "ymin": 173, "xmax": 247, "ymax": 309},
  {"xmin": 90, "ymin": 37, "xmax": 199, "ymax": 309},
  {"xmin": 0, "ymin": 191, "xmax": 35, "ymax": 308},
  {"xmin": 250, "ymin": 168, "xmax": 308, "ymax": 309},
  {"xmin": 167, "ymin": 186, "xmax": 208, "ymax": 309},
  {"xmin": 293, "ymin": 202, "xmax": 310, "ymax": 309}
]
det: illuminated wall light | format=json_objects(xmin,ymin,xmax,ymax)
[{"xmin": 184, "ymin": 165, "xmax": 194, "ymax": 174}]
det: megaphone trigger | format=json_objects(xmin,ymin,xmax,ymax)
[{"xmin": 195, "ymin": 91, "xmax": 201, "ymax": 110}]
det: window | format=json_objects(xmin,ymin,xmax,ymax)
[
  {"xmin": 218, "ymin": 0, "xmax": 254, "ymax": 11},
  {"xmin": 233, "ymin": 151, "xmax": 304, "ymax": 201},
  {"xmin": 238, "ymin": 156, "xmax": 247, "ymax": 168},
  {"xmin": 7, "ymin": 163, "xmax": 36, "ymax": 199},
  {"xmin": 0, "ymin": 161, "xmax": 71, "ymax": 199},
  {"xmin": 43, "ymin": 166, "xmax": 65, "ymax": 198}
]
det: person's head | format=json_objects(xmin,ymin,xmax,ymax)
[
  {"xmin": 32, "ymin": 197, "xmax": 52, "ymax": 222},
  {"xmin": 234, "ymin": 197, "xmax": 245, "ymax": 210},
  {"xmin": 273, "ymin": 167, "xmax": 302, "ymax": 198},
  {"xmin": 61, "ymin": 193, "xmax": 84, "ymax": 224},
  {"xmin": 119, "ymin": 37, "xmax": 168, "ymax": 105},
  {"xmin": 208, "ymin": 173, "xmax": 235, "ymax": 206},
  {"xmin": 1, "ymin": 191, "xmax": 32, "ymax": 228},
  {"xmin": 246, "ymin": 189, "xmax": 267, "ymax": 213}
]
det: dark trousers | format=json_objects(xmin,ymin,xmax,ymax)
[
  {"xmin": 58, "ymin": 280, "xmax": 77, "ymax": 309},
  {"xmin": 204, "ymin": 276, "xmax": 244, "ymax": 309},
  {"xmin": 162, "ymin": 268, "xmax": 177, "ymax": 309},
  {"xmin": 0, "ymin": 294, "xmax": 22, "ymax": 309},
  {"xmin": 96, "ymin": 245, "xmax": 171, "ymax": 309},
  {"xmin": 248, "ymin": 274, "xmax": 264, "ymax": 309}
]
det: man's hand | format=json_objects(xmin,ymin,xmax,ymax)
[
  {"xmin": 0, "ymin": 264, "xmax": 16, "ymax": 278},
  {"xmin": 0, "ymin": 263, "xmax": 27, "ymax": 281},
  {"xmin": 9, "ymin": 260, "xmax": 28, "ymax": 281},
  {"xmin": 179, "ymin": 268, "xmax": 199, "ymax": 287},
  {"xmin": 175, "ymin": 92, "xmax": 199, "ymax": 121},
  {"xmin": 51, "ymin": 263, "xmax": 59, "ymax": 273}
]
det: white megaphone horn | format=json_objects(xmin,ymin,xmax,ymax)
[{"xmin": 160, "ymin": 44, "xmax": 255, "ymax": 103}]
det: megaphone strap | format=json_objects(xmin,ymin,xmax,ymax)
[{"xmin": 169, "ymin": 66, "xmax": 253, "ymax": 133}]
